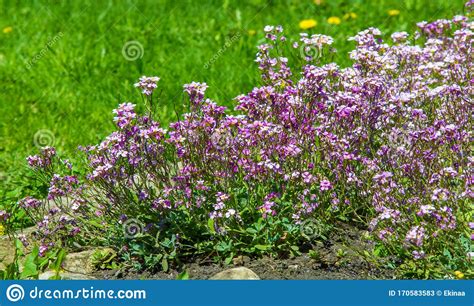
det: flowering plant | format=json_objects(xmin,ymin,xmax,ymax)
[{"xmin": 13, "ymin": 2, "xmax": 473, "ymax": 277}]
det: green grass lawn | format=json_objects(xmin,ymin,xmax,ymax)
[{"xmin": 0, "ymin": 0, "xmax": 467, "ymax": 212}]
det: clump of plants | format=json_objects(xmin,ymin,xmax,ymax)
[{"xmin": 7, "ymin": 2, "xmax": 473, "ymax": 278}]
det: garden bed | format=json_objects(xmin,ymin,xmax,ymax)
[{"xmin": 98, "ymin": 222, "xmax": 395, "ymax": 280}]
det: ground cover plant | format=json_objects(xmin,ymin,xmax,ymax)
[
  {"xmin": 0, "ymin": 0, "xmax": 467, "ymax": 224},
  {"xmin": 1, "ymin": 0, "xmax": 473, "ymax": 279}
]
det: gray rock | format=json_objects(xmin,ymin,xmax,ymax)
[
  {"xmin": 288, "ymin": 264, "xmax": 299, "ymax": 270},
  {"xmin": 0, "ymin": 234, "xmax": 13, "ymax": 267},
  {"xmin": 210, "ymin": 267, "xmax": 260, "ymax": 280},
  {"xmin": 0, "ymin": 227, "xmax": 36, "ymax": 269},
  {"xmin": 1, "ymin": 227, "xmax": 112, "ymax": 279},
  {"xmin": 62, "ymin": 248, "xmax": 114, "ymax": 274},
  {"xmin": 232, "ymin": 256, "xmax": 244, "ymax": 266}
]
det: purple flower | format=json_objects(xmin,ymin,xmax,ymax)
[
  {"xmin": 320, "ymin": 180, "xmax": 332, "ymax": 191},
  {"xmin": 373, "ymin": 172, "xmax": 393, "ymax": 184},
  {"xmin": 412, "ymin": 250, "xmax": 425, "ymax": 260},
  {"xmin": 406, "ymin": 226, "xmax": 426, "ymax": 246},
  {"xmin": 39, "ymin": 244, "xmax": 49, "ymax": 257},
  {"xmin": 258, "ymin": 201, "xmax": 276, "ymax": 219},
  {"xmin": 26, "ymin": 147, "xmax": 56, "ymax": 169},
  {"xmin": 391, "ymin": 31, "xmax": 409, "ymax": 43},
  {"xmin": 139, "ymin": 190, "xmax": 149, "ymax": 201},
  {"xmin": 70, "ymin": 227, "xmax": 81, "ymax": 236},
  {"xmin": 183, "ymin": 82, "xmax": 208, "ymax": 106},
  {"xmin": 113, "ymin": 103, "xmax": 136, "ymax": 129},
  {"xmin": 417, "ymin": 205, "xmax": 435, "ymax": 216},
  {"xmin": 302, "ymin": 172, "xmax": 313, "ymax": 184},
  {"xmin": 0, "ymin": 210, "xmax": 9, "ymax": 221},
  {"xmin": 134, "ymin": 76, "xmax": 160, "ymax": 96},
  {"xmin": 27, "ymin": 155, "xmax": 42, "ymax": 168},
  {"xmin": 18, "ymin": 234, "xmax": 29, "ymax": 247},
  {"xmin": 18, "ymin": 197, "xmax": 41, "ymax": 209},
  {"xmin": 225, "ymin": 209, "xmax": 236, "ymax": 218},
  {"xmin": 119, "ymin": 214, "xmax": 128, "ymax": 223}
]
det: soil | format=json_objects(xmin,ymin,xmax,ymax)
[{"xmin": 94, "ymin": 222, "xmax": 396, "ymax": 280}]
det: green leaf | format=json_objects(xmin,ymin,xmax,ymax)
[
  {"xmin": 176, "ymin": 270, "xmax": 189, "ymax": 280},
  {"xmin": 216, "ymin": 241, "xmax": 231, "ymax": 252},
  {"xmin": 290, "ymin": 245, "xmax": 300, "ymax": 251},
  {"xmin": 246, "ymin": 228, "xmax": 257, "ymax": 234},
  {"xmin": 224, "ymin": 253, "xmax": 234, "ymax": 265},
  {"xmin": 161, "ymin": 258, "xmax": 169, "ymax": 272},
  {"xmin": 88, "ymin": 220, "xmax": 106, "ymax": 228},
  {"xmin": 51, "ymin": 249, "xmax": 66, "ymax": 271},
  {"xmin": 443, "ymin": 249, "xmax": 452, "ymax": 260},
  {"xmin": 20, "ymin": 247, "xmax": 39, "ymax": 279},
  {"xmin": 20, "ymin": 261, "xmax": 38, "ymax": 278},
  {"xmin": 208, "ymin": 218, "xmax": 216, "ymax": 235},
  {"xmin": 255, "ymin": 245, "xmax": 271, "ymax": 251},
  {"xmin": 337, "ymin": 215, "xmax": 348, "ymax": 221},
  {"xmin": 14, "ymin": 239, "xmax": 24, "ymax": 257}
]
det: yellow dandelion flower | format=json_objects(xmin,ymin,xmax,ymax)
[
  {"xmin": 388, "ymin": 9, "xmax": 400, "ymax": 16},
  {"xmin": 3, "ymin": 26, "xmax": 13, "ymax": 34},
  {"xmin": 343, "ymin": 12, "xmax": 358, "ymax": 20},
  {"xmin": 327, "ymin": 16, "xmax": 341, "ymax": 25},
  {"xmin": 456, "ymin": 272, "xmax": 465, "ymax": 279},
  {"xmin": 299, "ymin": 19, "xmax": 317, "ymax": 30},
  {"xmin": 248, "ymin": 29, "xmax": 256, "ymax": 36},
  {"xmin": 313, "ymin": 0, "xmax": 323, "ymax": 5},
  {"xmin": 0, "ymin": 224, "xmax": 5, "ymax": 236}
]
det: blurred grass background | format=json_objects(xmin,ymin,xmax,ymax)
[{"xmin": 0, "ymin": 0, "xmax": 467, "ymax": 214}]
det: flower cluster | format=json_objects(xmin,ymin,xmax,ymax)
[
  {"xmin": 27, "ymin": 146, "xmax": 56, "ymax": 169},
  {"xmin": 134, "ymin": 76, "xmax": 160, "ymax": 96},
  {"xmin": 17, "ymin": 4, "xmax": 473, "ymax": 273},
  {"xmin": 19, "ymin": 147, "xmax": 87, "ymax": 250}
]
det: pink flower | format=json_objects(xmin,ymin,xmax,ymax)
[
  {"xmin": 412, "ymin": 250, "xmax": 425, "ymax": 260},
  {"xmin": 134, "ymin": 76, "xmax": 160, "ymax": 96},
  {"xmin": 373, "ymin": 172, "xmax": 393, "ymax": 184},
  {"xmin": 0, "ymin": 210, "xmax": 9, "ymax": 221},
  {"xmin": 406, "ymin": 226, "xmax": 426, "ymax": 246},
  {"xmin": 258, "ymin": 201, "xmax": 276, "ymax": 219},
  {"xmin": 320, "ymin": 180, "xmax": 332, "ymax": 191}
]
